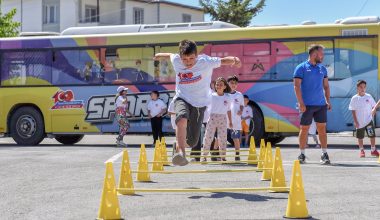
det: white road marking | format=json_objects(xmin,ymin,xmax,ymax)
[{"xmin": 104, "ymin": 151, "xmax": 124, "ymax": 164}]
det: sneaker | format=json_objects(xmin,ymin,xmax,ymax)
[
  {"xmin": 371, "ymin": 150, "xmax": 379, "ymax": 157},
  {"xmin": 116, "ymin": 140, "xmax": 127, "ymax": 147},
  {"xmin": 360, "ymin": 149, "xmax": 365, "ymax": 158},
  {"xmin": 298, "ymin": 153, "xmax": 306, "ymax": 164},
  {"xmin": 320, "ymin": 152, "xmax": 331, "ymax": 165},
  {"xmin": 201, "ymin": 158, "xmax": 207, "ymax": 162},
  {"xmin": 172, "ymin": 153, "xmax": 189, "ymax": 166},
  {"xmin": 315, "ymin": 144, "xmax": 321, "ymax": 148},
  {"xmin": 190, "ymin": 158, "xmax": 200, "ymax": 162},
  {"xmin": 235, "ymin": 156, "xmax": 241, "ymax": 161}
]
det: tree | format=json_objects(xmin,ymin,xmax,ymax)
[
  {"xmin": 0, "ymin": 0, "xmax": 21, "ymax": 37},
  {"xmin": 199, "ymin": 0, "xmax": 266, "ymax": 27}
]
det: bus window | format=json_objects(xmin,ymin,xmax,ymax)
[
  {"xmin": 210, "ymin": 44, "xmax": 243, "ymax": 80},
  {"xmin": 306, "ymin": 41, "xmax": 334, "ymax": 78},
  {"xmin": 157, "ymin": 46, "xmax": 177, "ymax": 82},
  {"xmin": 334, "ymin": 38, "xmax": 377, "ymax": 79},
  {"xmin": 272, "ymin": 41, "xmax": 306, "ymax": 80},
  {"xmin": 1, "ymin": 51, "xmax": 52, "ymax": 86},
  {"xmin": 52, "ymin": 49, "xmax": 101, "ymax": 85},
  {"xmin": 102, "ymin": 47, "xmax": 154, "ymax": 84}
]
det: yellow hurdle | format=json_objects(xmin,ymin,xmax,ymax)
[
  {"xmin": 152, "ymin": 140, "xmax": 163, "ymax": 171},
  {"xmin": 118, "ymin": 187, "xmax": 289, "ymax": 194},
  {"xmin": 261, "ymin": 142, "xmax": 273, "ymax": 181},
  {"xmin": 137, "ymin": 144, "xmax": 151, "ymax": 182},
  {"xmin": 118, "ymin": 150, "xmax": 134, "ymax": 195},
  {"xmin": 131, "ymin": 167, "xmax": 272, "ymax": 174},
  {"xmin": 97, "ymin": 162, "xmax": 122, "ymax": 220},
  {"xmin": 160, "ymin": 137, "xmax": 170, "ymax": 166},
  {"xmin": 284, "ymin": 160, "xmax": 310, "ymax": 219},
  {"xmin": 257, "ymin": 139, "xmax": 267, "ymax": 171},
  {"xmin": 247, "ymin": 136, "xmax": 258, "ymax": 165}
]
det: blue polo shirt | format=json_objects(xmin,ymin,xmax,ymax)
[{"xmin": 293, "ymin": 61, "xmax": 328, "ymax": 106}]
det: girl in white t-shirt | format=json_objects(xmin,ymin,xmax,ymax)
[
  {"xmin": 202, "ymin": 77, "xmax": 233, "ymax": 161},
  {"xmin": 115, "ymin": 86, "xmax": 133, "ymax": 147}
]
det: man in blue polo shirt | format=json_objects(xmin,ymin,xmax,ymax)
[{"xmin": 293, "ymin": 44, "xmax": 331, "ymax": 165}]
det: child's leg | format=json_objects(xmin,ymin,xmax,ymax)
[
  {"xmin": 358, "ymin": 138, "xmax": 364, "ymax": 149},
  {"xmin": 370, "ymin": 137, "xmax": 376, "ymax": 150},
  {"xmin": 216, "ymin": 115, "xmax": 228, "ymax": 159},
  {"xmin": 174, "ymin": 98, "xmax": 190, "ymax": 154},
  {"xmin": 203, "ymin": 116, "xmax": 217, "ymax": 157}
]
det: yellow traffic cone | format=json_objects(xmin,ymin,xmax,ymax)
[
  {"xmin": 284, "ymin": 160, "xmax": 310, "ymax": 219},
  {"xmin": 152, "ymin": 140, "xmax": 163, "ymax": 171},
  {"xmin": 257, "ymin": 139, "xmax": 266, "ymax": 171},
  {"xmin": 97, "ymin": 162, "xmax": 122, "ymax": 220},
  {"xmin": 261, "ymin": 142, "xmax": 273, "ymax": 181},
  {"xmin": 247, "ymin": 136, "xmax": 258, "ymax": 165},
  {"xmin": 270, "ymin": 147, "xmax": 287, "ymax": 192},
  {"xmin": 137, "ymin": 144, "xmax": 151, "ymax": 182},
  {"xmin": 160, "ymin": 137, "xmax": 170, "ymax": 166},
  {"xmin": 118, "ymin": 150, "xmax": 134, "ymax": 195},
  {"xmin": 378, "ymin": 154, "xmax": 380, "ymax": 164}
]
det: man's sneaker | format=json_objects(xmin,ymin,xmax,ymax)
[
  {"xmin": 116, "ymin": 140, "xmax": 127, "ymax": 147},
  {"xmin": 320, "ymin": 152, "xmax": 331, "ymax": 165},
  {"xmin": 172, "ymin": 153, "xmax": 189, "ymax": 166},
  {"xmin": 298, "ymin": 153, "xmax": 306, "ymax": 164},
  {"xmin": 360, "ymin": 149, "xmax": 365, "ymax": 158},
  {"xmin": 371, "ymin": 150, "xmax": 379, "ymax": 157}
]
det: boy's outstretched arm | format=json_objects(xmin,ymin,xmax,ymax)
[
  {"xmin": 221, "ymin": 56, "xmax": 242, "ymax": 68},
  {"xmin": 153, "ymin": 53, "xmax": 172, "ymax": 61}
]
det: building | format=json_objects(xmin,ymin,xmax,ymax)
[{"xmin": 1, "ymin": 0, "xmax": 204, "ymax": 33}]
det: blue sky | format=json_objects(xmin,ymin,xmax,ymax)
[{"xmin": 175, "ymin": 0, "xmax": 380, "ymax": 25}]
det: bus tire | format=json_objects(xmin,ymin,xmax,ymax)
[
  {"xmin": 55, "ymin": 135, "xmax": 84, "ymax": 145},
  {"xmin": 250, "ymin": 105, "xmax": 265, "ymax": 146},
  {"xmin": 10, "ymin": 107, "xmax": 45, "ymax": 146},
  {"xmin": 266, "ymin": 135, "xmax": 286, "ymax": 145}
]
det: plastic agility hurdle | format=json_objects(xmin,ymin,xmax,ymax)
[{"xmin": 97, "ymin": 153, "xmax": 310, "ymax": 219}]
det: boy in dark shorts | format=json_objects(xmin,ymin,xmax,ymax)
[
  {"xmin": 349, "ymin": 80, "xmax": 379, "ymax": 157},
  {"xmin": 153, "ymin": 40, "xmax": 241, "ymax": 166}
]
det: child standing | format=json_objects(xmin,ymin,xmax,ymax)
[
  {"xmin": 153, "ymin": 39, "xmax": 241, "ymax": 166},
  {"xmin": 349, "ymin": 80, "xmax": 379, "ymax": 157},
  {"xmin": 227, "ymin": 75, "xmax": 244, "ymax": 161},
  {"xmin": 241, "ymin": 95, "xmax": 253, "ymax": 147},
  {"xmin": 115, "ymin": 86, "xmax": 133, "ymax": 147},
  {"xmin": 147, "ymin": 91, "xmax": 167, "ymax": 145},
  {"xmin": 202, "ymin": 77, "xmax": 233, "ymax": 162}
]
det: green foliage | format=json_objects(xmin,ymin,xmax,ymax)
[
  {"xmin": 0, "ymin": 0, "xmax": 21, "ymax": 37},
  {"xmin": 199, "ymin": 0, "xmax": 266, "ymax": 27}
]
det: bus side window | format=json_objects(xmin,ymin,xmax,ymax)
[{"xmin": 1, "ymin": 51, "xmax": 52, "ymax": 86}]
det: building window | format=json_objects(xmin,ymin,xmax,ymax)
[
  {"xmin": 43, "ymin": 5, "xmax": 58, "ymax": 24},
  {"xmin": 133, "ymin": 8, "xmax": 144, "ymax": 24},
  {"xmin": 182, "ymin": 14, "xmax": 191, "ymax": 23},
  {"xmin": 85, "ymin": 5, "xmax": 98, "ymax": 23}
]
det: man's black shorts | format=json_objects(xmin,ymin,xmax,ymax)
[{"xmin": 300, "ymin": 105, "xmax": 327, "ymax": 126}]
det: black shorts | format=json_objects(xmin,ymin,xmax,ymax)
[
  {"xmin": 174, "ymin": 98, "xmax": 206, "ymax": 147},
  {"xmin": 356, "ymin": 121, "xmax": 376, "ymax": 139},
  {"xmin": 300, "ymin": 105, "xmax": 327, "ymax": 126}
]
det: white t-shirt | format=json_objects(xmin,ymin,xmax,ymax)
[
  {"xmin": 209, "ymin": 92, "xmax": 231, "ymax": 114},
  {"xmin": 147, "ymin": 99, "xmax": 167, "ymax": 118},
  {"xmin": 229, "ymin": 91, "xmax": 244, "ymax": 130},
  {"xmin": 348, "ymin": 93, "xmax": 376, "ymax": 129},
  {"xmin": 170, "ymin": 54, "xmax": 221, "ymax": 107},
  {"xmin": 115, "ymin": 96, "xmax": 127, "ymax": 108},
  {"xmin": 168, "ymin": 100, "xmax": 176, "ymax": 129},
  {"xmin": 203, "ymin": 105, "xmax": 211, "ymax": 123},
  {"xmin": 242, "ymin": 105, "xmax": 253, "ymax": 126}
]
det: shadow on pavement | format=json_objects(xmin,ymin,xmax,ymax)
[{"xmin": 188, "ymin": 192, "xmax": 287, "ymax": 202}]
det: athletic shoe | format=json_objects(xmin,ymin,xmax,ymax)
[
  {"xmin": 360, "ymin": 149, "xmax": 365, "ymax": 158},
  {"xmin": 320, "ymin": 152, "xmax": 331, "ymax": 165},
  {"xmin": 298, "ymin": 153, "xmax": 306, "ymax": 164},
  {"xmin": 172, "ymin": 153, "xmax": 188, "ymax": 166},
  {"xmin": 116, "ymin": 140, "xmax": 127, "ymax": 147},
  {"xmin": 315, "ymin": 144, "xmax": 321, "ymax": 148},
  {"xmin": 235, "ymin": 156, "xmax": 241, "ymax": 161},
  {"xmin": 371, "ymin": 150, "xmax": 379, "ymax": 157}
]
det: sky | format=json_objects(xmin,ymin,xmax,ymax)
[{"xmin": 175, "ymin": 0, "xmax": 380, "ymax": 26}]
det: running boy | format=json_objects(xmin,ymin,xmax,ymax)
[
  {"xmin": 349, "ymin": 80, "xmax": 379, "ymax": 157},
  {"xmin": 153, "ymin": 39, "xmax": 241, "ymax": 165},
  {"xmin": 227, "ymin": 75, "xmax": 244, "ymax": 161}
]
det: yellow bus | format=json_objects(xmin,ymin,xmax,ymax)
[{"xmin": 0, "ymin": 18, "xmax": 379, "ymax": 145}]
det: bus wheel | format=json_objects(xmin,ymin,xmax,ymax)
[
  {"xmin": 55, "ymin": 135, "xmax": 84, "ymax": 145},
  {"xmin": 10, "ymin": 107, "xmax": 45, "ymax": 146},
  {"xmin": 249, "ymin": 106, "xmax": 265, "ymax": 146},
  {"xmin": 266, "ymin": 135, "xmax": 286, "ymax": 145}
]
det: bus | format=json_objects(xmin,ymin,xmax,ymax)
[{"xmin": 0, "ymin": 18, "xmax": 379, "ymax": 145}]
